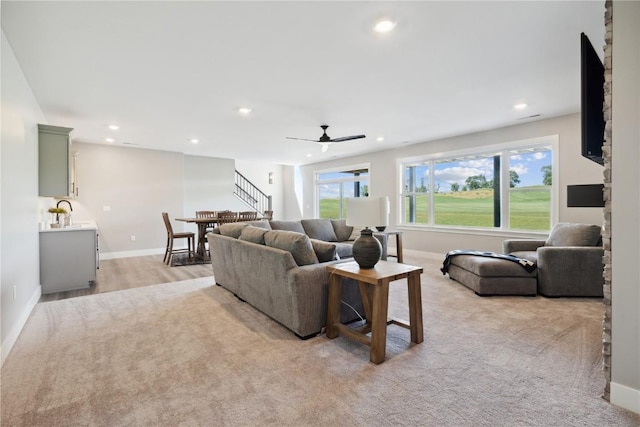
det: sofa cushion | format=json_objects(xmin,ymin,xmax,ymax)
[
  {"xmin": 330, "ymin": 219, "xmax": 353, "ymax": 242},
  {"xmin": 334, "ymin": 241, "xmax": 354, "ymax": 259},
  {"xmin": 238, "ymin": 225, "xmax": 268, "ymax": 245},
  {"xmin": 269, "ymin": 220, "xmax": 306, "ymax": 234},
  {"xmin": 545, "ymin": 223, "xmax": 601, "ymax": 247},
  {"xmin": 264, "ymin": 230, "xmax": 319, "ymax": 266},
  {"xmin": 310, "ymin": 239, "xmax": 337, "ymax": 262},
  {"xmin": 242, "ymin": 220, "xmax": 272, "ymax": 230},
  {"xmin": 509, "ymin": 251, "xmax": 538, "ymax": 265},
  {"xmin": 301, "ymin": 219, "xmax": 338, "ymax": 242},
  {"xmin": 218, "ymin": 223, "xmax": 248, "ymax": 239}
]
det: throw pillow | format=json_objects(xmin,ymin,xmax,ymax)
[
  {"xmin": 349, "ymin": 227, "xmax": 363, "ymax": 241},
  {"xmin": 238, "ymin": 225, "xmax": 268, "ymax": 245},
  {"xmin": 264, "ymin": 230, "xmax": 319, "ymax": 266},
  {"xmin": 330, "ymin": 219, "xmax": 353, "ymax": 242},
  {"xmin": 310, "ymin": 239, "xmax": 337, "ymax": 262},
  {"xmin": 269, "ymin": 220, "xmax": 306, "ymax": 234},
  {"xmin": 545, "ymin": 223, "xmax": 602, "ymax": 246},
  {"xmin": 218, "ymin": 223, "xmax": 248, "ymax": 239},
  {"xmin": 301, "ymin": 219, "xmax": 338, "ymax": 242}
]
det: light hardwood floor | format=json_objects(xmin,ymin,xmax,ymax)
[{"xmin": 39, "ymin": 255, "xmax": 213, "ymax": 302}]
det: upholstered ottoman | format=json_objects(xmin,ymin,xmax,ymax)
[{"xmin": 446, "ymin": 255, "xmax": 537, "ymax": 296}]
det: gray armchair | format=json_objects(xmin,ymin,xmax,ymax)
[{"xmin": 503, "ymin": 223, "xmax": 604, "ymax": 297}]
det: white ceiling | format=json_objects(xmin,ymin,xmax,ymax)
[{"xmin": 2, "ymin": 1, "xmax": 605, "ymax": 166}]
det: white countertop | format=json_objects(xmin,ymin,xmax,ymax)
[{"xmin": 39, "ymin": 221, "xmax": 98, "ymax": 233}]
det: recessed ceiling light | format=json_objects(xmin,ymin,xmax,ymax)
[
  {"xmin": 376, "ymin": 136, "xmax": 384, "ymax": 142},
  {"xmin": 306, "ymin": 153, "xmax": 312, "ymax": 158},
  {"xmin": 105, "ymin": 137, "xmax": 115, "ymax": 143},
  {"xmin": 190, "ymin": 138, "xmax": 199, "ymax": 144},
  {"xmin": 374, "ymin": 19, "xmax": 396, "ymax": 33},
  {"xmin": 108, "ymin": 125, "xmax": 119, "ymax": 130},
  {"xmin": 513, "ymin": 103, "xmax": 528, "ymax": 110},
  {"xmin": 238, "ymin": 107, "xmax": 252, "ymax": 115}
]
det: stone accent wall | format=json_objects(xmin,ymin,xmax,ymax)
[{"xmin": 602, "ymin": 0, "xmax": 613, "ymax": 402}]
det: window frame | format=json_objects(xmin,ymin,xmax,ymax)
[
  {"xmin": 314, "ymin": 162, "xmax": 371, "ymax": 219},
  {"xmin": 397, "ymin": 136, "xmax": 559, "ymax": 234}
]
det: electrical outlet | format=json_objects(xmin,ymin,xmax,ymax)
[
  {"xmin": 13, "ymin": 285, "xmax": 17, "ymax": 300},
  {"xmin": 103, "ymin": 206, "xmax": 111, "ymax": 212},
  {"xmin": 130, "ymin": 235, "xmax": 136, "ymax": 241}
]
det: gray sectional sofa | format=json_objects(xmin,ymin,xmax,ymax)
[{"xmin": 207, "ymin": 219, "xmax": 366, "ymax": 338}]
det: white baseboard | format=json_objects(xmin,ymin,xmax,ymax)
[
  {"xmin": 1, "ymin": 285, "xmax": 41, "ymax": 366},
  {"xmin": 100, "ymin": 247, "xmax": 165, "ymax": 260},
  {"xmin": 611, "ymin": 381, "xmax": 640, "ymax": 414}
]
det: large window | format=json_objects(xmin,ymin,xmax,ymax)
[
  {"xmin": 316, "ymin": 166, "xmax": 369, "ymax": 219},
  {"xmin": 402, "ymin": 140, "xmax": 554, "ymax": 231}
]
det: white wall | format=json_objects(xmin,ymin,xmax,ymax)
[
  {"xmin": 183, "ymin": 155, "xmax": 239, "ymax": 217},
  {"xmin": 281, "ymin": 165, "xmax": 303, "ymax": 221},
  {"xmin": 300, "ymin": 113, "xmax": 604, "ymax": 253},
  {"xmin": 70, "ymin": 142, "xmax": 184, "ymax": 257},
  {"xmin": 1, "ymin": 31, "xmax": 46, "ymax": 363},
  {"xmin": 70, "ymin": 143, "xmax": 286, "ymax": 257},
  {"xmin": 610, "ymin": 0, "xmax": 640, "ymax": 413}
]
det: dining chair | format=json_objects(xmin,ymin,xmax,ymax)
[
  {"xmin": 262, "ymin": 210, "xmax": 273, "ymax": 221},
  {"xmin": 217, "ymin": 210, "xmax": 239, "ymax": 225},
  {"xmin": 238, "ymin": 211, "xmax": 258, "ymax": 221},
  {"xmin": 195, "ymin": 211, "xmax": 218, "ymax": 256},
  {"xmin": 196, "ymin": 210, "xmax": 218, "ymax": 231},
  {"xmin": 162, "ymin": 212, "xmax": 195, "ymax": 265}
]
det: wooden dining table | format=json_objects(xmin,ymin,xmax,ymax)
[{"xmin": 175, "ymin": 217, "xmax": 218, "ymax": 257}]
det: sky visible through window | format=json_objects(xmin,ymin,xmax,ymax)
[{"xmin": 409, "ymin": 150, "xmax": 551, "ymax": 192}]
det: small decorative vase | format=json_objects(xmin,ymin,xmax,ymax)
[
  {"xmin": 352, "ymin": 227, "xmax": 382, "ymax": 269},
  {"xmin": 375, "ymin": 226, "xmax": 386, "ymax": 232},
  {"xmin": 50, "ymin": 213, "xmax": 61, "ymax": 228}
]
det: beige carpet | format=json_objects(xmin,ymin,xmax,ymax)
[{"xmin": 2, "ymin": 251, "xmax": 639, "ymax": 426}]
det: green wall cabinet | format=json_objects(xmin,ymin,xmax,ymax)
[{"xmin": 38, "ymin": 124, "xmax": 74, "ymax": 197}]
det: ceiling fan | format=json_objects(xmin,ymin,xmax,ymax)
[{"xmin": 286, "ymin": 125, "xmax": 366, "ymax": 152}]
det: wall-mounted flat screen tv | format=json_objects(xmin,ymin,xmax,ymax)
[{"xmin": 581, "ymin": 32, "xmax": 605, "ymax": 166}]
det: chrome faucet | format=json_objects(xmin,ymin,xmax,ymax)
[
  {"xmin": 56, "ymin": 200, "xmax": 73, "ymax": 225},
  {"xmin": 56, "ymin": 199, "xmax": 73, "ymax": 212}
]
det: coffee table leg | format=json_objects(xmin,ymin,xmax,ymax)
[
  {"xmin": 326, "ymin": 274, "xmax": 342, "ymax": 339},
  {"xmin": 370, "ymin": 279, "xmax": 390, "ymax": 364},
  {"xmin": 407, "ymin": 272, "xmax": 424, "ymax": 343}
]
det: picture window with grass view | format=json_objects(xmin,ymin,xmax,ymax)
[
  {"xmin": 401, "ymin": 139, "xmax": 555, "ymax": 232},
  {"xmin": 316, "ymin": 165, "xmax": 370, "ymax": 219}
]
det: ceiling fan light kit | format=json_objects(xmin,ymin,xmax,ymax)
[{"xmin": 286, "ymin": 125, "xmax": 366, "ymax": 152}]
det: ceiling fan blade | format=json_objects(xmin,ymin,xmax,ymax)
[
  {"xmin": 330, "ymin": 134, "xmax": 366, "ymax": 142},
  {"xmin": 286, "ymin": 137, "xmax": 320, "ymax": 142}
]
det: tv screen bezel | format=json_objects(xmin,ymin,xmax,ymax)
[{"xmin": 580, "ymin": 32, "xmax": 605, "ymax": 166}]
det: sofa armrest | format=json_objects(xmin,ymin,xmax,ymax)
[
  {"xmin": 536, "ymin": 246, "xmax": 604, "ymax": 297},
  {"xmin": 503, "ymin": 239, "xmax": 546, "ymax": 254},
  {"xmin": 288, "ymin": 261, "xmax": 363, "ymax": 337}
]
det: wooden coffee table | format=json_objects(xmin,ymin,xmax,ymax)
[{"xmin": 326, "ymin": 260, "xmax": 424, "ymax": 364}]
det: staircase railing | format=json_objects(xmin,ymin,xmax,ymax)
[{"xmin": 234, "ymin": 170, "xmax": 272, "ymax": 213}]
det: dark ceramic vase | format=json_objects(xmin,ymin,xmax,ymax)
[{"xmin": 352, "ymin": 227, "xmax": 382, "ymax": 269}]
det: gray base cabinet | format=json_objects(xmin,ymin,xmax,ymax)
[{"xmin": 40, "ymin": 229, "xmax": 97, "ymax": 294}]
